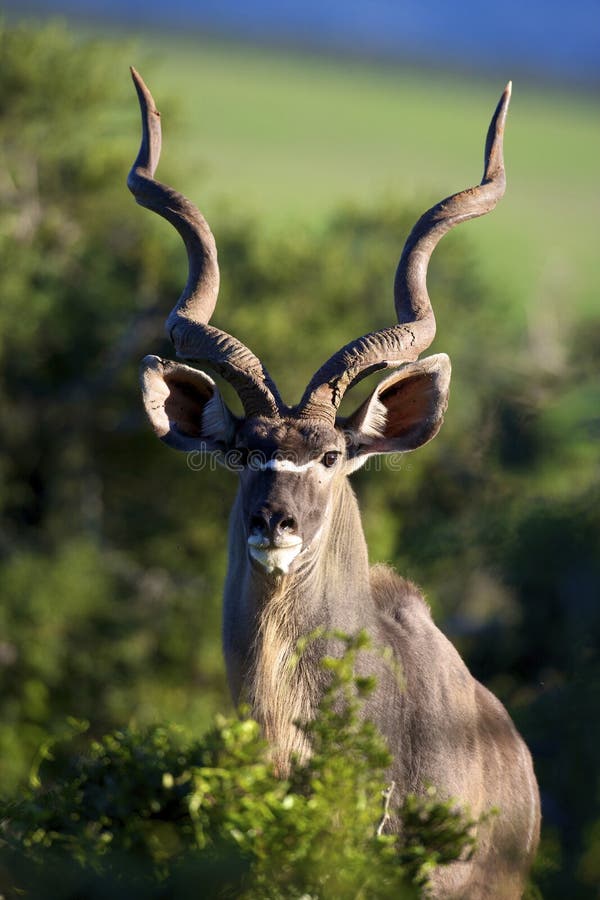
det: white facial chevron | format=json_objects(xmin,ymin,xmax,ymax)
[{"xmin": 256, "ymin": 458, "xmax": 318, "ymax": 473}]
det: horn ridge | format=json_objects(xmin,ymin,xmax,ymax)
[
  {"xmin": 297, "ymin": 83, "xmax": 511, "ymax": 424},
  {"xmin": 128, "ymin": 66, "xmax": 283, "ymax": 418}
]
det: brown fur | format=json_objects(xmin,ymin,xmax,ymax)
[
  {"xmin": 246, "ymin": 579, "xmax": 316, "ymax": 772},
  {"xmin": 224, "ymin": 462, "xmax": 541, "ymax": 900},
  {"xmin": 145, "ymin": 368, "xmax": 541, "ymax": 899},
  {"xmin": 371, "ymin": 566, "xmax": 540, "ymax": 898},
  {"xmin": 134, "ymin": 70, "xmax": 537, "ymax": 896}
]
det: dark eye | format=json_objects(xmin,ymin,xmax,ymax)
[{"xmin": 321, "ymin": 451, "xmax": 340, "ymax": 468}]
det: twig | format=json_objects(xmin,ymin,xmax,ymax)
[{"xmin": 377, "ymin": 780, "xmax": 396, "ymax": 836}]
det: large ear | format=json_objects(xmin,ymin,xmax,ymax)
[
  {"xmin": 342, "ymin": 354, "xmax": 451, "ymax": 460},
  {"xmin": 140, "ymin": 355, "xmax": 237, "ymax": 452}
]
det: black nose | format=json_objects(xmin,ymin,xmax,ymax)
[{"xmin": 249, "ymin": 510, "xmax": 298, "ymax": 542}]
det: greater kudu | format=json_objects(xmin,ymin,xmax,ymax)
[{"xmin": 129, "ymin": 69, "xmax": 540, "ymax": 898}]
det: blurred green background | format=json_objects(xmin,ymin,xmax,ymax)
[{"xmin": 0, "ymin": 16, "xmax": 599, "ymax": 898}]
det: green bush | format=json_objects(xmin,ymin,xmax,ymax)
[{"xmin": 0, "ymin": 635, "xmax": 482, "ymax": 899}]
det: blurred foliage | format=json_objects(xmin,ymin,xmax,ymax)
[
  {"xmin": 0, "ymin": 634, "xmax": 481, "ymax": 899},
  {"xmin": 0, "ymin": 19, "xmax": 598, "ymax": 899}
]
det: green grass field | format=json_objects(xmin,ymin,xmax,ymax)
[{"xmin": 114, "ymin": 33, "xmax": 600, "ymax": 324}]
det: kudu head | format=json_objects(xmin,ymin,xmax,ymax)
[{"xmin": 129, "ymin": 69, "xmax": 510, "ymax": 576}]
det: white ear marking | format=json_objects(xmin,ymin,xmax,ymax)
[
  {"xmin": 344, "ymin": 395, "xmax": 388, "ymax": 452},
  {"xmin": 202, "ymin": 391, "xmax": 230, "ymax": 442},
  {"xmin": 359, "ymin": 395, "xmax": 388, "ymax": 439},
  {"xmin": 345, "ymin": 454, "xmax": 369, "ymax": 474}
]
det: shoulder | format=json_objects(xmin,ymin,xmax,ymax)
[{"xmin": 370, "ymin": 563, "xmax": 432, "ymax": 623}]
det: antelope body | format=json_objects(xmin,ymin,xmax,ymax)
[{"xmin": 129, "ymin": 70, "xmax": 540, "ymax": 898}]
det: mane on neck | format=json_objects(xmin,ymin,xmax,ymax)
[
  {"xmin": 242, "ymin": 479, "xmax": 371, "ymax": 773},
  {"xmin": 247, "ymin": 576, "xmax": 319, "ymax": 773}
]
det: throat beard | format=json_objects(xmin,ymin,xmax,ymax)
[{"xmin": 247, "ymin": 579, "xmax": 319, "ymax": 775}]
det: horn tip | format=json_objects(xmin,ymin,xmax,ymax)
[
  {"xmin": 496, "ymin": 81, "xmax": 512, "ymax": 121},
  {"xmin": 130, "ymin": 65, "xmax": 142, "ymax": 88},
  {"xmin": 129, "ymin": 66, "xmax": 159, "ymax": 117},
  {"xmin": 500, "ymin": 80, "xmax": 512, "ymax": 114}
]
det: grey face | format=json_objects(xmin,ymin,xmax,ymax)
[
  {"xmin": 235, "ymin": 418, "xmax": 347, "ymax": 576},
  {"xmin": 142, "ymin": 356, "xmax": 453, "ymax": 579}
]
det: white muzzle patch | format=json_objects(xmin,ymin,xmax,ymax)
[{"xmin": 247, "ymin": 534, "xmax": 303, "ymax": 575}]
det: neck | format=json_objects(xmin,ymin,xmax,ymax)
[{"xmin": 223, "ymin": 478, "xmax": 373, "ymax": 771}]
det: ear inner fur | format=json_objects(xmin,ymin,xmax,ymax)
[
  {"xmin": 163, "ymin": 375, "xmax": 213, "ymax": 439},
  {"xmin": 377, "ymin": 373, "xmax": 443, "ymax": 448},
  {"xmin": 343, "ymin": 354, "xmax": 451, "ymax": 456},
  {"xmin": 140, "ymin": 355, "xmax": 234, "ymax": 450}
]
